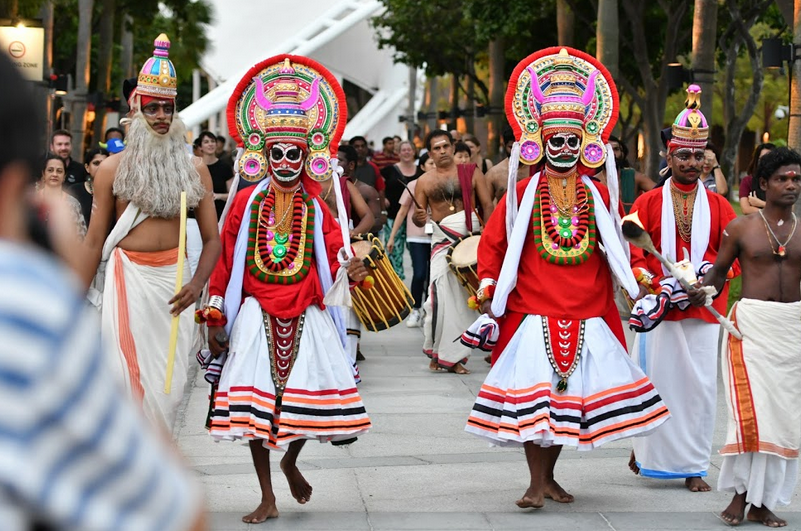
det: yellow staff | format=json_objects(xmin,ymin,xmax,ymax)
[{"xmin": 165, "ymin": 191, "xmax": 187, "ymax": 393}]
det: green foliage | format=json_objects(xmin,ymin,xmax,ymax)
[{"xmin": 50, "ymin": 0, "xmax": 211, "ymax": 108}]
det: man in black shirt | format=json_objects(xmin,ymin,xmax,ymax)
[{"xmin": 50, "ymin": 129, "xmax": 86, "ymax": 186}]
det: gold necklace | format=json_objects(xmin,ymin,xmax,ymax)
[
  {"xmin": 670, "ymin": 182, "xmax": 697, "ymax": 243},
  {"xmin": 270, "ymin": 184, "xmax": 299, "ymax": 234},
  {"xmin": 759, "ymin": 210, "xmax": 797, "ymax": 258},
  {"xmin": 545, "ymin": 171, "xmax": 577, "ymax": 217}
]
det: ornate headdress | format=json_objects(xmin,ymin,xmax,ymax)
[
  {"xmin": 135, "ymin": 34, "xmax": 177, "ymax": 101},
  {"xmin": 668, "ymin": 84, "xmax": 708, "ymax": 151},
  {"xmin": 506, "ymin": 47, "xmax": 618, "ymax": 169},
  {"xmin": 227, "ymin": 54, "xmax": 346, "ymax": 184}
]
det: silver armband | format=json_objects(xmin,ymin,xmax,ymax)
[{"xmin": 209, "ymin": 295, "xmax": 225, "ymax": 312}]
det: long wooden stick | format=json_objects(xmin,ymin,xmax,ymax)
[{"xmin": 165, "ymin": 191, "xmax": 188, "ymax": 394}]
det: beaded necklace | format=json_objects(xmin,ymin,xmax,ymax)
[
  {"xmin": 670, "ymin": 182, "xmax": 697, "ymax": 243},
  {"xmin": 532, "ymin": 177, "xmax": 596, "ymax": 265},
  {"xmin": 247, "ymin": 185, "xmax": 315, "ymax": 284}
]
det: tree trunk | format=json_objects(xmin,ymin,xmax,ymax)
[
  {"xmin": 70, "ymin": 0, "xmax": 93, "ymax": 160},
  {"xmin": 464, "ymin": 67, "xmax": 475, "ymax": 134},
  {"xmin": 691, "ymin": 0, "xmax": 718, "ymax": 114},
  {"xmin": 422, "ymin": 76, "xmax": 438, "ymax": 136},
  {"xmin": 41, "ymin": 1, "xmax": 54, "ymax": 145},
  {"xmin": 557, "ymin": 0, "xmax": 575, "ymax": 47},
  {"xmin": 596, "ymin": 0, "xmax": 619, "ymax": 79},
  {"xmin": 776, "ymin": 0, "xmax": 794, "ymax": 26},
  {"xmin": 791, "ymin": 0, "xmax": 801, "ymax": 216},
  {"xmin": 487, "ymin": 38, "xmax": 505, "ymax": 160},
  {"xmin": 93, "ymin": 0, "xmax": 115, "ymax": 141},
  {"xmin": 407, "ymin": 65, "xmax": 416, "ymax": 141},
  {"xmin": 119, "ymin": 13, "xmax": 134, "ymax": 111},
  {"xmin": 449, "ymin": 74, "xmax": 460, "ymax": 132}
]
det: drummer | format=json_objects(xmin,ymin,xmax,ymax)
[{"xmin": 412, "ymin": 130, "xmax": 494, "ymax": 374}]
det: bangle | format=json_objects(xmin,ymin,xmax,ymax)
[
  {"xmin": 209, "ymin": 295, "xmax": 225, "ymax": 311},
  {"xmin": 712, "ymin": 165, "xmax": 720, "ymax": 171}
]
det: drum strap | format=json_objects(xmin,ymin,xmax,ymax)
[{"xmin": 457, "ymin": 163, "xmax": 476, "ymax": 232}]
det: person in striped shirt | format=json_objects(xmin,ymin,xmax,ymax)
[{"xmin": 0, "ymin": 52, "xmax": 205, "ymax": 531}]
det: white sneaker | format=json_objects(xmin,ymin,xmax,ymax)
[{"xmin": 406, "ymin": 309, "xmax": 422, "ymax": 328}]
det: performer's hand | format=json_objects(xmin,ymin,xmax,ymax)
[
  {"xmin": 346, "ymin": 257, "xmax": 369, "ymax": 282},
  {"xmin": 480, "ymin": 299, "xmax": 496, "ymax": 320},
  {"xmin": 208, "ymin": 325, "xmax": 229, "ymax": 357},
  {"xmin": 386, "ymin": 236, "xmax": 395, "ymax": 254},
  {"xmin": 687, "ymin": 283, "xmax": 707, "ymax": 307},
  {"xmin": 413, "ymin": 207, "xmax": 427, "ymax": 226},
  {"xmin": 169, "ymin": 281, "xmax": 201, "ymax": 315}
]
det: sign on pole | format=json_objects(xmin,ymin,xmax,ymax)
[{"xmin": 0, "ymin": 26, "xmax": 44, "ymax": 82}]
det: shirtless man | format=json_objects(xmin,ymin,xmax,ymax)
[
  {"xmin": 80, "ymin": 35, "xmax": 221, "ymax": 432},
  {"xmin": 689, "ymin": 147, "xmax": 801, "ymax": 528},
  {"xmin": 485, "ymin": 128, "xmax": 530, "ymax": 203},
  {"xmin": 412, "ymin": 130, "xmax": 494, "ymax": 373},
  {"xmin": 339, "ymin": 144, "xmax": 382, "ymax": 235}
]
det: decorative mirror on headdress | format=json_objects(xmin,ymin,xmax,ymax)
[
  {"xmin": 506, "ymin": 47, "xmax": 618, "ymax": 169},
  {"xmin": 227, "ymin": 55, "xmax": 347, "ymax": 183}
]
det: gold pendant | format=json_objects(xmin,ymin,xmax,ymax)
[{"xmin": 449, "ymin": 205, "xmax": 455, "ymax": 212}]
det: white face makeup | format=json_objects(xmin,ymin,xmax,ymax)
[
  {"xmin": 545, "ymin": 131, "xmax": 581, "ymax": 169},
  {"xmin": 269, "ymin": 142, "xmax": 305, "ymax": 182}
]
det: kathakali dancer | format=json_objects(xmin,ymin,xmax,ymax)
[
  {"xmin": 628, "ymin": 86, "xmax": 739, "ymax": 492},
  {"xmin": 200, "ymin": 55, "xmax": 371, "ymax": 524},
  {"xmin": 463, "ymin": 47, "xmax": 669, "ymax": 509},
  {"xmin": 689, "ymin": 147, "xmax": 801, "ymax": 527},
  {"xmin": 81, "ymin": 34, "xmax": 221, "ymax": 433}
]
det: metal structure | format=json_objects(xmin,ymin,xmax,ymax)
[{"xmin": 181, "ymin": 0, "xmax": 421, "ymax": 142}]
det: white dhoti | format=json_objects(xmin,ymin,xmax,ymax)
[
  {"xmin": 632, "ymin": 318, "xmax": 718, "ymax": 478},
  {"xmin": 717, "ymin": 299, "xmax": 801, "ymax": 509},
  {"xmin": 346, "ymin": 307, "xmax": 361, "ymax": 383},
  {"xmin": 209, "ymin": 297, "xmax": 371, "ymax": 450},
  {"xmin": 102, "ymin": 247, "xmax": 194, "ymax": 433},
  {"xmin": 423, "ymin": 211, "xmax": 479, "ymax": 368},
  {"xmin": 466, "ymin": 315, "xmax": 669, "ymax": 448}
]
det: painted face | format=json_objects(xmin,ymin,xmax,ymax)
[
  {"xmin": 545, "ymin": 131, "xmax": 581, "ymax": 169},
  {"xmin": 668, "ymin": 148, "xmax": 705, "ymax": 185},
  {"xmin": 141, "ymin": 99, "xmax": 175, "ymax": 135},
  {"xmin": 269, "ymin": 142, "xmax": 305, "ymax": 182}
]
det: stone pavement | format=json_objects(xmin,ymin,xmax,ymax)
[{"xmin": 175, "ymin": 319, "xmax": 801, "ymax": 531}]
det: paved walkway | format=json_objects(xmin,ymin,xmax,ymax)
[{"xmin": 175, "ymin": 317, "xmax": 801, "ymax": 530}]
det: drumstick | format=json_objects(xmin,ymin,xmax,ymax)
[
  {"xmin": 397, "ymin": 179, "xmax": 423, "ymax": 210},
  {"xmin": 165, "ymin": 191, "xmax": 187, "ymax": 394}
]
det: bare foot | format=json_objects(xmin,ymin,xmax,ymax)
[
  {"xmin": 685, "ymin": 476, "xmax": 711, "ymax": 492},
  {"xmin": 484, "ymin": 354, "xmax": 492, "ymax": 365},
  {"xmin": 450, "ymin": 362, "xmax": 471, "ymax": 375},
  {"xmin": 628, "ymin": 451, "xmax": 640, "ymax": 475},
  {"xmin": 515, "ymin": 486, "xmax": 544, "ymax": 509},
  {"xmin": 280, "ymin": 456, "xmax": 313, "ymax": 504},
  {"xmin": 544, "ymin": 479, "xmax": 574, "ymax": 503},
  {"xmin": 242, "ymin": 500, "xmax": 279, "ymax": 524},
  {"xmin": 748, "ymin": 505, "xmax": 787, "ymax": 527},
  {"xmin": 429, "ymin": 359, "xmax": 447, "ymax": 372},
  {"xmin": 720, "ymin": 492, "xmax": 747, "ymax": 526}
]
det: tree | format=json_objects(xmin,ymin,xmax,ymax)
[
  {"xmin": 691, "ymin": 0, "xmax": 718, "ymax": 114},
  {"xmin": 596, "ymin": 0, "xmax": 619, "ymax": 79},
  {"xmin": 70, "ymin": 0, "xmax": 93, "ymax": 160},
  {"xmin": 717, "ymin": 0, "xmax": 774, "ymax": 189}
]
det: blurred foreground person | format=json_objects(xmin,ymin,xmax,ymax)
[
  {"xmin": 0, "ymin": 49, "xmax": 205, "ymax": 531},
  {"xmin": 81, "ymin": 35, "xmax": 221, "ymax": 433},
  {"xmin": 690, "ymin": 148, "xmax": 801, "ymax": 527}
]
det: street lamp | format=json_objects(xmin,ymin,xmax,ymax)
[{"xmin": 762, "ymin": 38, "xmax": 798, "ymax": 70}]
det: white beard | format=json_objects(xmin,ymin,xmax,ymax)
[{"xmin": 114, "ymin": 113, "xmax": 206, "ymax": 218}]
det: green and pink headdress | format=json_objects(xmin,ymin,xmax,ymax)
[
  {"xmin": 668, "ymin": 85, "xmax": 709, "ymax": 152},
  {"xmin": 506, "ymin": 47, "xmax": 618, "ymax": 170},
  {"xmin": 227, "ymin": 54, "xmax": 347, "ymax": 187}
]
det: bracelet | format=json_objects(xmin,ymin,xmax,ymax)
[
  {"xmin": 208, "ymin": 295, "xmax": 225, "ymax": 311},
  {"xmin": 712, "ymin": 165, "xmax": 720, "ymax": 171},
  {"xmin": 195, "ymin": 303, "xmax": 227, "ymax": 327}
]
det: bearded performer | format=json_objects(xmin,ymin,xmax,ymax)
[
  {"xmin": 463, "ymin": 47, "xmax": 669, "ymax": 509},
  {"xmin": 628, "ymin": 86, "xmax": 739, "ymax": 492},
  {"xmin": 81, "ymin": 34, "xmax": 221, "ymax": 433},
  {"xmin": 201, "ymin": 56, "xmax": 371, "ymax": 524}
]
